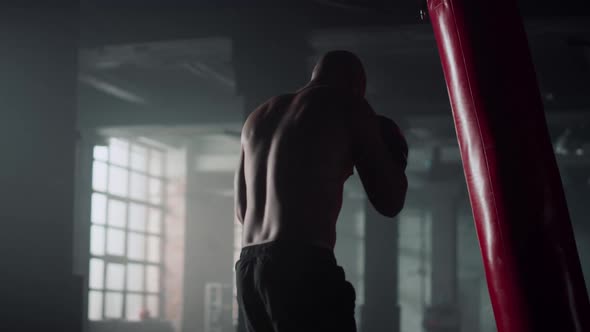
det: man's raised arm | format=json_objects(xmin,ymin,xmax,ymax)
[
  {"xmin": 350, "ymin": 99, "xmax": 408, "ymax": 218},
  {"xmin": 234, "ymin": 147, "xmax": 247, "ymax": 224}
]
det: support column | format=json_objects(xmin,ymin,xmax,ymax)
[
  {"xmin": 183, "ymin": 141, "xmax": 235, "ymax": 332},
  {"xmin": 0, "ymin": 3, "xmax": 82, "ymax": 331},
  {"xmin": 423, "ymin": 183, "xmax": 461, "ymax": 332},
  {"xmin": 361, "ymin": 200, "xmax": 400, "ymax": 332}
]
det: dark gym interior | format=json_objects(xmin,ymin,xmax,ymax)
[{"xmin": 1, "ymin": 1, "xmax": 589, "ymax": 331}]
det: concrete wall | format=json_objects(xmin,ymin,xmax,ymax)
[{"xmin": 0, "ymin": 3, "xmax": 82, "ymax": 331}]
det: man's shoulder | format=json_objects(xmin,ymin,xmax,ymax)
[
  {"xmin": 243, "ymin": 94, "xmax": 295, "ymax": 130},
  {"xmin": 269, "ymin": 93, "xmax": 297, "ymax": 106},
  {"xmin": 253, "ymin": 94, "xmax": 296, "ymax": 113}
]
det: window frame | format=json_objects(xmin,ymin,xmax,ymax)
[{"xmin": 87, "ymin": 138, "xmax": 167, "ymax": 322}]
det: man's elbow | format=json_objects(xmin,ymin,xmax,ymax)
[
  {"xmin": 376, "ymin": 197, "xmax": 405, "ymax": 218},
  {"xmin": 234, "ymin": 210, "xmax": 243, "ymax": 225},
  {"xmin": 377, "ymin": 177, "xmax": 408, "ymax": 218},
  {"xmin": 235, "ymin": 203, "xmax": 246, "ymax": 225}
]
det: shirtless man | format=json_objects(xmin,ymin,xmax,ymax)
[{"xmin": 234, "ymin": 50, "xmax": 408, "ymax": 332}]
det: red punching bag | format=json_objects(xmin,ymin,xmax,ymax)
[{"xmin": 426, "ymin": 0, "xmax": 590, "ymax": 331}]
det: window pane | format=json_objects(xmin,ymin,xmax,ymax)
[
  {"xmin": 146, "ymin": 265, "xmax": 159, "ymax": 293},
  {"xmin": 92, "ymin": 161, "xmax": 108, "ymax": 192},
  {"xmin": 106, "ymin": 263, "xmax": 125, "ymax": 291},
  {"xmin": 127, "ymin": 263, "xmax": 144, "ymax": 292},
  {"xmin": 89, "ymin": 258, "xmax": 104, "ymax": 289},
  {"xmin": 149, "ymin": 178, "xmax": 162, "ymax": 204},
  {"xmin": 106, "ymin": 228, "xmax": 125, "ymax": 256},
  {"xmin": 130, "ymin": 173, "xmax": 148, "ymax": 201},
  {"xmin": 148, "ymin": 208, "xmax": 161, "ymax": 234},
  {"xmin": 126, "ymin": 293, "xmax": 143, "ymax": 321},
  {"xmin": 108, "ymin": 166, "xmax": 128, "ymax": 197},
  {"xmin": 109, "ymin": 138, "xmax": 129, "ymax": 167},
  {"xmin": 131, "ymin": 145, "xmax": 148, "ymax": 172},
  {"xmin": 107, "ymin": 199, "xmax": 127, "ymax": 228},
  {"xmin": 93, "ymin": 146, "xmax": 109, "ymax": 161},
  {"xmin": 88, "ymin": 291, "xmax": 103, "ymax": 320},
  {"xmin": 90, "ymin": 225, "xmax": 105, "ymax": 256},
  {"xmin": 128, "ymin": 233, "xmax": 145, "ymax": 260},
  {"xmin": 104, "ymin": 292, "xmax": 123, "ymax": 318},
  {"xmin": 149, "ymin": 150, "xmax": 163, "ymax": 176},
  {"xmin": 147, "ymin": 236, "xmax": 161, "ymax": 263},
  {"xmin": 129, "ymin": 203, "xmax": 147, "ymax": 232},
  {"xmin": 147, "ymin": 295, "xmax": 159, "ymax": 318},
  {"xmin": 91, "ymin": 193, "xmax": 107, "ymax": 224}
]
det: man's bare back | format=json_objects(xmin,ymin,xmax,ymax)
[
  {"xmin": 234, "ymin": 52, "xmax": 407, "ymax": 251},
  {"xmin": 234, "ymin": 51, "xmax": 407, "ymax": 331}
]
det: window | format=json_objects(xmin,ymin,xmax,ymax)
[{"xmin": 88, "ymin": 138, "xmax": 166, "ymax": 321}]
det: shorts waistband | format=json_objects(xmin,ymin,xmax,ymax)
[{"xmin": 239, "ymin": 240, "xmax": 336, "ymax": 263}]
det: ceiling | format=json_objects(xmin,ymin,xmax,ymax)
[{"xmin": 78, "ymin": 1, "xmax": 590, "ymax": 172}]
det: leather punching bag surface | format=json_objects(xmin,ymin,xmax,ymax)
[{"xmin": 427, "ymin": 0, "xmax": 590, "ymax": 331}]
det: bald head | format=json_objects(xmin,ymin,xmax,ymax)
[{"xmin": 311, "ymin": 50, "xmax": 366, "ymax": 97}]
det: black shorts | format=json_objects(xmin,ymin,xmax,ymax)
[{"xmin": 235, "ymin": 241, "xmax": 357, "ymax": 332}]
